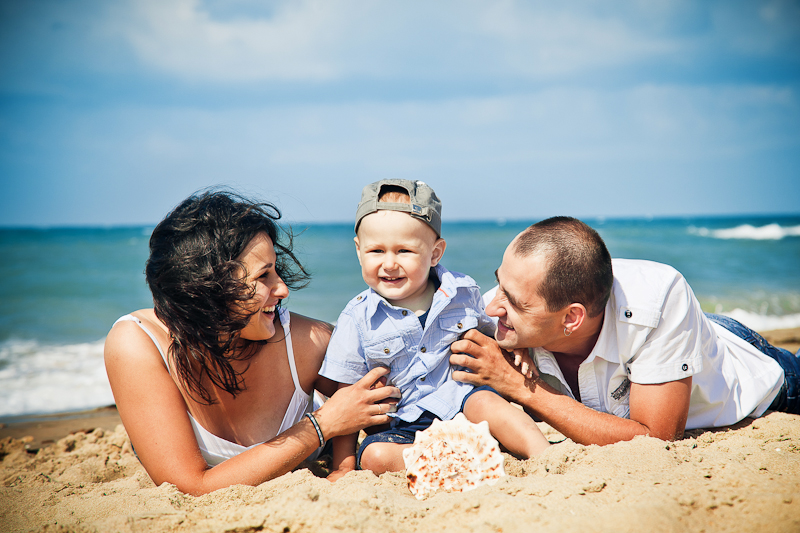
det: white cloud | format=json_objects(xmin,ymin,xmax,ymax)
[
  {"xmin": 119, "ymin": 0, "xmax": 346, "ymax": 81},
  {"xmin": 114, "ymin": 0, "xmax": 686, "ymax": 83},
  {"xmin": 24, "ymin": 82, "xmax": 790, "ymax": 225},
  {"xmin": 473, "ymin": 1, "xmax": 679, "ymax": 78}
]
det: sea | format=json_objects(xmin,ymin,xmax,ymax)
[{"xmin": 1, "ymin": 215, "xmax": 799, "ymax": 418}]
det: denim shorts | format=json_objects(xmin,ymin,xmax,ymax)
[
  {"xmin": 356, "ymin": 385, "xmax": 497, "ymax": 469},
  {"xmin": 705, "ymin": 313, "xmax": 800, "ymax": 414}
]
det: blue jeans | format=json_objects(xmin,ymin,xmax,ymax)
[{"xmin": 705, "ymin": 313, "xmax": 800, "ymax": 414}]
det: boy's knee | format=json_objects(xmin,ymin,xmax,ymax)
[
  {"xmin": 358, "ymin": 443, "xmax": 379, "ymax": 470},
  {"xmin": 359, "ymin": 443, "xmax": 397, "ymax": 472},
  {"xmin": 463, "ymin": 390, "xmax": 496, "ymax": 419}
]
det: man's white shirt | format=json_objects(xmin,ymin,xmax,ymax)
[{"xmin": 483, "ymin": 259, "xmax": 784, "ymax": 429}]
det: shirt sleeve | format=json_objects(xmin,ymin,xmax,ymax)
[
  {"xmin": 318, "ymin": 310, "xmax": 368, "ymax": 385},
  {"xmin": 470, "ymin": 285, "xmax": 497, "ymax": 337},
  {"xmin": 481, "ymin": 286, "xmax": 500, "ymax": 330},
  {"xmin": 625, "ymin": 274, "xmax": 705, "ymax": 385}
]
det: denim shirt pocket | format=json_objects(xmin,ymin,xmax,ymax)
[
  {"xmin": 363, "ymin": 336, "xmax": 410, "ymax": 372},
  {"xmin": 437, "ymin": 312, "xmax": 479, "ymax": 341}
]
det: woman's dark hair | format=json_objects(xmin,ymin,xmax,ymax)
[
  {"xmin": 513, "ymin": 216, "xmax": 613, "ymax": 318},
  {"xmin": 145, "ymin": 189, "xmax": 310, "ymax": 404}
]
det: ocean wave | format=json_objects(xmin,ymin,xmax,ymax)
[
  {"xmin": 720, "ymin": 310, "xmax": 800, "ymax": 332},
  {"xmin": 1, "ymin": 308, "xmax": 798, "ymax": 418},
  {"xmin": 688, "ymin": 223, "xmax": 800, "ymax": 240},
  {"xmin": 0, "ymin": 338, "xmax": 113, "ymax": 417}
]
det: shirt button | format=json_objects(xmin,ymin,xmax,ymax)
[
  {"xmin": 384, "ymin": 348, "xmax": 390, "ymax": 354},
  {"xmin": 357, "ymin": 296, "xmax": 363, "ymax": 301},
  {"xmin": 420, "ymin": 347, "xmax": 427, "ymax": 353},
  {"xmin": 624, "ymin": 310, "xmax": 632, "ymax": 318},
  {"xmin": 457, "ymin": 322, "xmax": 463, "ymax": 329},
  {"xmin": 682, "ymin": 364, "xmax": 688, "ymax": 371},
  {"xmin": 420, "ymin": 377, "xmax": 426, "ymax": 382},
  {"xmin": 402, "ymin": 310, "xmax": 408, "ymax": 316}
]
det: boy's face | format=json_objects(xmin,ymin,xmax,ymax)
[{"xmin": 354, "ymin": 210, "xmax": 446, "ymax": 310}]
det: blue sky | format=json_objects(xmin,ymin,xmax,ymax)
[{"xmin": 1, "ymin": 0, "xmax": 799, "ymax": 227}]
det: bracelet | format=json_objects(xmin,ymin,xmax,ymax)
[{"xmin": 305, "ymin": 412, "xmax": 326, "ymax": 447}]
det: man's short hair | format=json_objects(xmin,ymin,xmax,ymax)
[{"xmin": 513, "ymin": 216, "xmax": 613, "ymax": 317}]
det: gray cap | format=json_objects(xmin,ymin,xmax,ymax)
[{"xmin": 355, "ymin": 179, "xmax": 442, "ymax": 237}]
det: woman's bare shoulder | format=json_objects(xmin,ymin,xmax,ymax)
[
  {"xmin": 287, "ymin": 312, "xmax": 332, "ymax": 385},
  {"xmin": 105, "ymin": 309, "xmax": 168, "ymax": 363},
  {"xmin": 288, "ymin": 312, "xmax": 333, "ymax": 349}
]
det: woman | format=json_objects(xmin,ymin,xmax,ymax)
[{"xmin": 104, "ymin": 190, "xmax": 399, "ymax": 495}]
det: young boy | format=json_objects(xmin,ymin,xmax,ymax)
[{"xmin": 320, "ymin": 179, "xmax": 549, "ymax": 479}]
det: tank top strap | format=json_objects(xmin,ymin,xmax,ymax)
[
  {"xmin": 279, "ymin": 307, "xmax": 303, "ymax": 393},
  {"xmin": 114, "ymin": 314, "xmax": 170, "ymax": 370}
]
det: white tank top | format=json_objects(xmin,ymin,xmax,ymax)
[{"xmin": 115, "ymin": 307, "xmax": 320, "ymax": 466}]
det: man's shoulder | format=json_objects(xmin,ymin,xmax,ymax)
[
  {"xmin": 612, "ymin": 258, "xmax": 680, "ymax": 278},
  {"xmin": 611, "ymin": 259, "xmax": 683, "ymax": 294},
  {"xmin": 609, "ymin": 259, "xmax": 688, "ymax": 320}
]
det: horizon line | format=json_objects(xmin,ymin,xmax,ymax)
[{"xmin": 2, "ymin": 212, "xmax": 800, "ymax": 231}]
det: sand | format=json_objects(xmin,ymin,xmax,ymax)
[{"xmin": 2, "ymin": 329, "xmax": 799, "ymax": 533}]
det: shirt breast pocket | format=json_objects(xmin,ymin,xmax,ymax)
[
  {"xmin": 437, "ymin": 313, "xmax": 479, "ymax": 344},
  {"xmin": 363, "ymin": 337, "xmax": 410, "ymax": 372}
]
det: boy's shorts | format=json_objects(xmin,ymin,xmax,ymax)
[{"xmin": 356, "ymin": 385, "xmax": 497, "ymax": 469}]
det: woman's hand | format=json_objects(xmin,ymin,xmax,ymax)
[{"xmin": 313, "ymin": 367, "xmax": 401, "ymax": 440}]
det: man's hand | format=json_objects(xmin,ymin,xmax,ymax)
[
  {"xmin": 512, "ymin": 348, "xmax": 536, "ymax": 380},
  {"xmin": 450, "ymin": 330, "xmax": 693, "ymax": 446},
  {"xmin": 450, "ymin": 329, "xmax": 541, "ymax": 402}
]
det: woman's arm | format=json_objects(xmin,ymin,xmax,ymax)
[{"xmin": 105, "ymin": 318, "xmax": 398, "ymax": 495}]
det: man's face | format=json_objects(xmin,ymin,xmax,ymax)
[{"xmin": 485, "ymin": 244, "xmax": 566, "ymax": 352}]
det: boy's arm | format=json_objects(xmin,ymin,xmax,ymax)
[
  {"xmin": 327, "ymin": 382, "xmax": 359, "ymax": 482},
  {"xmin": 328, "ymin": 432, "xmax": 359, "ymax": 482}
]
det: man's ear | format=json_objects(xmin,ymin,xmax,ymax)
[
  {"xmin": 563, "ymin": 303, "xmax": 587, "ymax": 333},
  {"xmin": 354, "ymin": 236, "xmax": 363, "ymax": 266},
  {"xmin": 430, "ymin": 238, "xmax": 447, "ymax": 266}
]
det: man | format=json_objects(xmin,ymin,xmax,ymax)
[{"xmin": 450, "ymin": 216, "xmax": 798, "ymax": 445}]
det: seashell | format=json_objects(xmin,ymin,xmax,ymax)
[{"xmin": 402, "ymin": 413, "xmax": 505, "ymax": 500}]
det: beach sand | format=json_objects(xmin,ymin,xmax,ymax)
[{"xmin": 2, "ymin": 329, "xmax": 799, "ymax": 533}]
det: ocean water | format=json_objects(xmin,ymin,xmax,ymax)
[{"xmin": 1, "ymin": 215, "xmax": 799, "ymax": 417}]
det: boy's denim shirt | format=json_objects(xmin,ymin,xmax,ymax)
[{"xmin": 320, "ymin": 264, "xmax": 496, "ymax": 423}]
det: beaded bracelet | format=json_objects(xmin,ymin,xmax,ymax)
[{"xmin": 304, "ymin": 412, "xmax": 326, "ymax": 447}]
